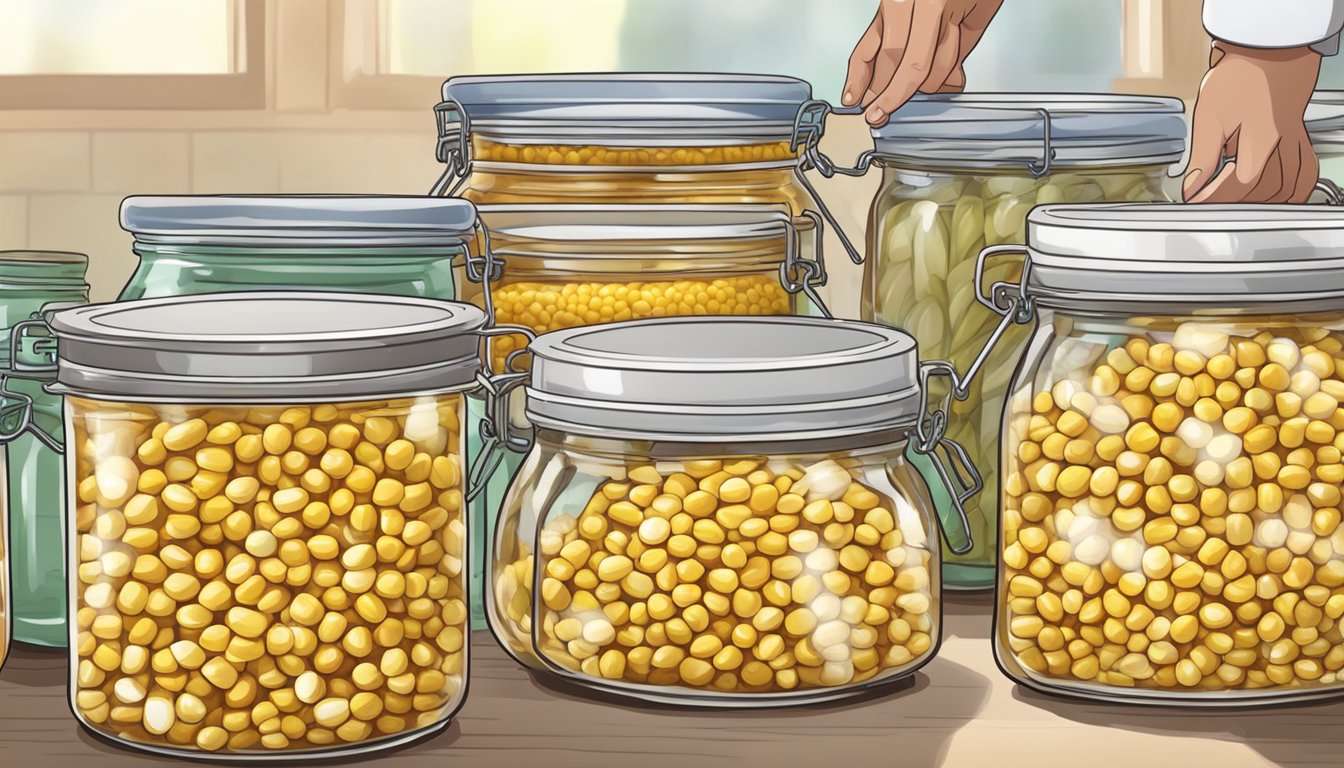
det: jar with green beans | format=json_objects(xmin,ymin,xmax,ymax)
[{"xmin": 859, "ymin": 95, "xmax": 1187, "ymax": 589}]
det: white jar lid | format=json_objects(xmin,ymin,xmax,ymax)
[
  {"xmin": 872, "ymin": 93, "xmax": 1186, "ymax": 168},
  {"xmin": 524, "ymin": 316, "xmax": 920, "ymax": 441},
  {"xmin": 1025, "ymin": 203, "xmax": 1344, "ymax": 303}
]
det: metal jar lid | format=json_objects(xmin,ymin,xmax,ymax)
[
  {"xmin": 871, "ymin": 93, "xmax": 1187, "ymax": 171},
  {"xmin": 1024, "ymin": 203, "xmax": 1344, "ymax": 303},
  {"xmin": 49, "ymin": 292, "xmax": 485, "ymax": 401},
  {"xmin": 121, "ymin": 195, "xmax": 479, "ymax": 248},
  {"xmin": 524, "ymin": 316, "xmax": 919, "ymax": 441},
  {"xmin": 1307, "ymin": 90, "xmax": 1344, "ymax": 157},
  {"xmin": 438, "ymin": 73, "xmax": 816, "ymax": 146}
]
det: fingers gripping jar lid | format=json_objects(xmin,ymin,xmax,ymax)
[
  {"xmin": 1022, "ymin": 203, "xmax": 1344, "ymax": 303},
  {"xmin": 524, "ymin": 316, "xmax": 920, "ymax": 441},
  {"xmin": 48, "ymin": 292, "xmax": 486, "ymax": 401},
  {"xmin": 871, "ymin": 93, "xmax": 1187, "ymax": 169},
  {"xmin": 120, "ymin": 195, "xmax": 480, "ymax": 247},
  {"xmin": 439, "ymin": 73, "xmax": 816, "ymax": 146}
]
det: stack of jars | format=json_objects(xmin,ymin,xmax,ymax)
[{"xmin": 431, "ymin": 73, "xmax": 858, "ymax": 630}]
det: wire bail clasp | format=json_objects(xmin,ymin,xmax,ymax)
[
  {"xmin": 0, "ymin": 310, "xmax": 69, "ymax": 453},
  {"xmin": 465, "ymin": 325, "xmax": 538, "ymax": 503}
]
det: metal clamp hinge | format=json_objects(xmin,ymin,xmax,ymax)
[{"xmin": 465, "ymin": 325, "xmax": 538, "ymax": 503}]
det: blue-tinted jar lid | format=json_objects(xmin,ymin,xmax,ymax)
[
  {"xmin": 121, "ymin": 195, "xmax": 479, "ymax": 248},
  {"xmin": 440, "ymin": 73, "xmax": 816, "ymax": 145}
]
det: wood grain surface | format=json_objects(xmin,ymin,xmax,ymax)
[{"xmin": 1, "ymin": 593, "xmax": 1340, "ymax": 768}]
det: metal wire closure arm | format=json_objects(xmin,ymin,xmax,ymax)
[
  {"xmin": 430, "ymin": 100, "xmax": 471, "ymax": 197},
  {"xmin": 790, "ymin": 101, "xmax": 867, "ymax": 267},
  {"xmin": 465, "ymin": 324, "xmax": 537, "ymax": 504},
  {"xmin": 911, "ymin": 359, "xmax": 980, "ymax": 556},
  {"xmin": 0, "ymin": 315, "xmax": 66, "ymax": 453},
  {"xmin": 777, "ymin": 211, "xmax": 833, "ymax": 319}
]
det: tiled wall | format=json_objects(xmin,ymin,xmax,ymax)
[{"xmin": 0, "ymin": 120, "xmax": 444, "ymax": 301}]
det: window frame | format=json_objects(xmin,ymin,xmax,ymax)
[
  {"xmin": 329, "ymin": 0, "xmax": 447, "ymax": 111},
  {"xmin": 0, "ymin": 0, "xmax": 265, "ymax": 111}
]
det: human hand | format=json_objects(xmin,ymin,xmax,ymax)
[
  {"xmin": 842, "ymin": 0, "xmax": 1003, "ymax": 126},
  {"xmin": 1183, "ymin": 42, "xmax": 1322, "ymax": 203}
]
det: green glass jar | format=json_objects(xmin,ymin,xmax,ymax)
[
  {"xmin": 0, "ymin": 251, "xmax": 89, "ymax": 648},
  {"xmin": 858, "ymin": 95, "xmax": 1186, "ymax": 590},
  {"xmin": 117, "ymin": 196, "xmax": 475, "ymax": 301}
]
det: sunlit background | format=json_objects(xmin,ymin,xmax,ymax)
[{"xmin": 0, "ymin": 0, "xmax": 1337, "ymax": 304}]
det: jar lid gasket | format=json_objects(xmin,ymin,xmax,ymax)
[
  {"xmin": 524, "ymin": 316, "xmax": 921, "ymax": 441},
  {"xmin": 479, "ymin": 204, "xmax": 794, "ymax": 244},
  {"xmin": 49, "ymin": 292, "xmax": 485, "ymax": 400}
]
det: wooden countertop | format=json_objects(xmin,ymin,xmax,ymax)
[{"xmin": 2, "ymin": 593, "xmax": 1340, "ymax": 768}]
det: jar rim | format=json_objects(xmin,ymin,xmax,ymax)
[{"xmin": 479, "ymin": 203, "xmax": 796, "ymax": 243}]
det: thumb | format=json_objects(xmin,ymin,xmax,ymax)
[{"xmin": 1183, "ymin": 112, "xmax": 1225, "ymax": 202}]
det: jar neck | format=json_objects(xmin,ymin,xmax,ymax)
[
  {"xmin": 122, "ymin": 242, "xmax": 463, "ymax": 302},
  {"xmin": 461, "ymin": 167, "xmax": 812, "ymax": 215}
]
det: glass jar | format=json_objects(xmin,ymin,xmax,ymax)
[
  {"xmin": 117, "ymin": 195, "xmax": 478, "ymax": 301},
  {"xmin": 460, "ymin": 204, "xmax": 829, "ymax": 630},
  {"xmin": 49, "ymin": 292, "xmax": 486, "ymax": 757},
  {"xmin": 984, "ymin": 204, "xmax": 1344, "ymax": 705},
  {"xmin": 486, "ymin": 316, "xmax": 980, "ymax": 705},
  {"xmin": 0, "ymin": 251, "xmax": 89, "ymax": 649},
  {"xmin": 1307, "ymin": 91, "xmax": 1344, "ymax": 200},
  {"xmin": 432, "ymin": 73, "xmax": 863, "ymax": 287},
  {"xmin": 859, "ymin": 94, "xmax": 1187, "ymax": 589}
]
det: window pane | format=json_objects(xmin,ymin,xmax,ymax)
[
  {"xmin": 0, "ymin": 0, "xmax": 235, "ymax": 75},
  {"xmin": 386, "ymin": 0, "xmax": 627, "ymax": 75},
  {"xmin": 388, "ymin": 0, "xmax": 1122, "ymax": 102}
]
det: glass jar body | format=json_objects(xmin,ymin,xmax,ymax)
[
  {"xmin": 4, "ymin": 284, "xmax": 89, "ymax": 647},
  {"xmin": 863, "ymin": 162, "xmax": 1171, "ymax": 589},
  {"xmin": 118, "ymin": 245, "xmax": 462, "ymax": 302},
  {"xmin": 66, "ymin": 392, "xmax": 468, "ymax": 756},
  {"xmin": 487, "ymin": 430, "xmax": 942, "ymax": 706},
  {"xmin": 996, "ymin": 303, "xmax": 1344, "ymax": 704}
]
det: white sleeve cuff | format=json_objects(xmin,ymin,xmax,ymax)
[{"xmin": 1204, "ymin": 0, "xmax": 1344, "ymax": 51}]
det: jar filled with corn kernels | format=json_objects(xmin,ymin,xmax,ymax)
[
  {"xmin": 855, "ymin": 94, "xmax": 1187, "ymax": 590},
  {"xmin": 48, "ymin": 292, "xmax": 488, "ymax": 757},
  {"xmin": 432, "ymin": 73, "xmax": 863, "ymax": 290},
  {"xmin": 980, "ymin": 204, "xmax": 1344, "ymax": 705},
  {"xmin": 460, "ymin": 203, "xmax": 829, "ymax": 630},
  {"xmin": 485, "ymin": 316, "xmax": 980, "ymax": 706}
]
